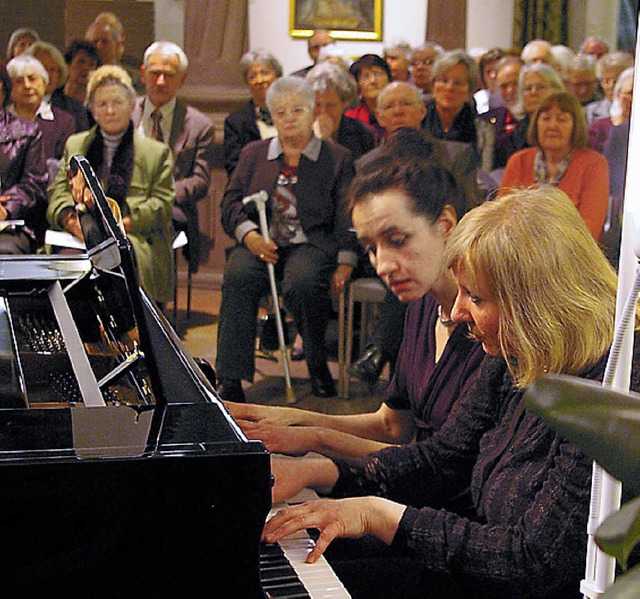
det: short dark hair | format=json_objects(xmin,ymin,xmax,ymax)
[
  {"xmin": 348, "ymin": 127, "xmax": 465, "ymax": 220},
  {"xmin": 64, "ymin": 39, "xmax": 102, "ymax": 67},
  {"xmin": 348, "ymin": 54, "xmax": 392, "ymax": 84}
]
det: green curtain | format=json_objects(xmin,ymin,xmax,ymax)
[{"xmin": 513, "ymin": 0, "xmax": 569, "ymax": 49}]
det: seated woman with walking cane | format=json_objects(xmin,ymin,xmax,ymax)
[{"xmin": 216, "ymin": 76, "xmax": 357, "ymax": 403}]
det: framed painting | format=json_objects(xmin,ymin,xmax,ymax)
[{"xmin": 290, "ymin": 0, "xmax": 383, "ymax": 41}]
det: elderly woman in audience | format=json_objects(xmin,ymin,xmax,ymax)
[
  {"xmin": 26, "ymin": 40, "xmax": 91, "ymax": 132},
  {"xmin": 6, "ymin": 54, "xmax": 76, "ymax": 177},
  {"xmin": 48, "ymin": 65, "xmax": 175, "ymax": 306},
  {"xmin": 306, "ymin": 61, "xmax": 374, "ymax": 159},
  {"xmin": 494, "ymin": 62, "xmax": 564, "ymax": 168},
  {"xmin": 223, "ymin": 49, "xmax": 282, "ymax": 177},
  {"xmin": 409, "ymin": 42, "xmax": 443, "ymax": 101},
  {"xmin": 5, "ymin": 27, "xmax": 39, "ymax": 62},
  {"xmin": 216, "ymin": 77, "xmax": 357, "ymax": 403},
  {"xmin": 383, "ymin": 40, "xmax": 412, "ymax": 82},
  {"xmin": 500, "ymin": 89, "xmax": 609, "ymax": 241},
  {"xmin": 568, "ymin": 54, "xmax": 602, "ymax": 107},
  {"xmin": 263, "ymin": 186, "xmax": 640, "ymax": 599},
  {"xmin": 345, "ymin": 54, "xmax": 392, "ymax": 145},
  {"xmin": 423, "ymin": 50, "xmax": 480, "ymax": 146},
  {"xmin": 584, "ymin": 51, "xmax": 634, "ymax": 123},
  {"xmin": 588, "ymin": 66, "xmax": 634, "ymax": 153},
  {"xmin": 0, "ymin": 64, "xmax": 47, "ymax": 253},
  {"xmin": 227, "ymin": 128, "xmax": 485, "ymax": 460}
]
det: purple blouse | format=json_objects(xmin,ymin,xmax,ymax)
[{"xmin": 385, "ymin": 294, "xmax": 485, "ymax": 439}]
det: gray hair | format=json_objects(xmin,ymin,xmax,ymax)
[
  {"xmin": 551, "ymin": 45, "xmax": 575, "ymax": 76},
  {"xmin": 240, "ymin": 49, "xmax": 283, "ymax": 82},
  {"xmin": 377, "ymin": 81, "xmax": 422, "ymax": 109},
  {"xmin": 613, "ymin": 65, "xmax": 634, "ymax": 97},
  {"xmin": 6, "ymin": 53, "xmax": 49, "ymax": 87},
  {"xmin": 596, "ymin": 51, "xmax": 634, "ymax": 79},
  {"xmin": 306, "ymin": 61, "xmax": 357, "ymax": 104},
  {"xmin": 495, "ymin": 55, "xmax": 523, "ymax": 76},
  {"xmin": 570, "ymin": 54, "xmax": 597, "ymax": 75},
  {"xmin": 266, "ymin": 76, "xmax": 315, "ymax": 112},
  {"xmin": 430, "ymin": 49, "xmax": 480, "ymax": 91},
  {"xmin": 411, "ymin": 42, "xmax": 444, "ymax": 59},
  {"xmin": 521, "ymin": 39, "xmax": 554, "ymax": 66},
  {"xmin": 384, "ymin": 40, "xmax": 412, "ymax": 60},
  {"xmin": 6, "ymin": 27, "xmax": 39, "ymax": 62},
  {"xmin": 143, "ymin": 41, "xmax": 189, "ymax": 72},
  {"xmin": 26, "ymin": 41, "xmax": 69, "ymax": 87},
  {"xmin": 317, "ymin": 45, "xmax": 350, "ymax": 70},
  {"xmin": 519, "ymin": 61, "xmax": 564, "ymax": 91}
]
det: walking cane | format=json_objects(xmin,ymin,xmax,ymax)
[{"xmin": 242, "ymin": 191, "xmax": 297, "ymax": 404}]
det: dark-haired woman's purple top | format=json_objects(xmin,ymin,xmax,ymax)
[{"xmin": 385, "ymin": 293, "xmax": 485, "ymax": 439}]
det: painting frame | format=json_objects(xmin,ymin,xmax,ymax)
[{"xmin": 289, "ymin": 0, "xmax": 383, "ymax": 41}]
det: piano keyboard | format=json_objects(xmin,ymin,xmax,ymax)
[{"xmin": 260, "ymin": 505, "xmax": 351, "ymax": 598}]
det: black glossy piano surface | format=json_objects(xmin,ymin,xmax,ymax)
[{"xmin": 0, "ymin": 156, "xmax": 272, "ymax": 596}]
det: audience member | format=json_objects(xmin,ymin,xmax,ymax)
[
  {"xmin": 6, "ymin": 54, "xmax": 76, "ymax": 176},
  {"xmin": 227, "ymin": 128, "xmax": 484, "ymax": 459},
  {"xmin": 0, "ymin": 64, "xmax": 47, "ymax": 253},
  {"xmin": 306, "ymin": 61, "xmax": 374, "ymax": 159},
  {"xmin": 520, "ymin": 39, "xmax": 556, "ymax": 67},
  {"xmin": 588, "ymin": 66, "xmax": 633, "ymax": 153},
  {"xmin": 5, "ymin": 27, "xmax": 39, "ymax": 62},
  {"xmin": 500, "ymin": 89, "xmax": 609, "ymax": 241},
  {"xmin": 61, "ymin": 40, "xmax": 101, "ymax": 104},
  {"xmin": 579, "ymin": 35, "xmax": 610, "ymax": 62},
  {"xmin": 479, "ymin": 56, "xmax": 524, "ymax": 171},
  {"xmin": 550, "ymin": 44, "xmax": 575, "ymax": 86},
  {"xmin": 423, "ymin": 50, "xmax": 479, "ymax": 147},
  {"xmin": 345, "ymin": 54, "xmax": 392, "ymax": 145},
  {"xmin": 350, "ymin": 82, "xmax": 480, "ymax": 387},
  {"xmin": 383, "ymin": 40, "xmax": 412, "ymax": 82},
  {"xmin": 291, "ymin": 29, "xmax": 334, "ymax": 78},
  {"xmin": 263, "ymin": 186, "xmax": 640, "ymax": 598},
  {"xmin": 26, "ymin": 41, "xmax": 90, "ymax": 132},
  {"xmin": 85, "ymin": 11, "xmax": 141, "ymax": 91},
  {"xmin": 409, "ymin": 42, "xmax": 443, "ymax": 100},
  {"xmin": 216, "ymin": 77, "xmax": 357, "ymax": 402},
  {"xmin": 568, "ymin": 54, "xmax": 602, "ymax": 106},
  {"xmin": 223, "ymin": 49, "xmax": 282, "ymax": 177},
  {"xmin": 494, "ymin": 62, "xmax": 564, "ymax": 168},
  {"xmin": 134, "ymin": 41, "xmax": 215, "ymax": 276},
  {"xmin": 584, "ymin": 51, "xmax": 634, "ymax": 123},
  {"xmin": 48, "ymin": 65, "xmax": 175, "ymax": 306},
  {"xmin": 473, "ymin": 47, "xmax": 504, "ymax": 114}
]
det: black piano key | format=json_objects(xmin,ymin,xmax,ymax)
[{"xmin": 260, "ymin": 542, "xmax": 311, "ymax": 599}]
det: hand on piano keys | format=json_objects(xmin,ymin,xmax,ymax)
[{"xmin": 260, "ymin": 489, "xmax": 351, "ymax": 598}]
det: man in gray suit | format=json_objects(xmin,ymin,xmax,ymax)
[
  {"xmin": 133, "ymin": 41, "xmax": 215, "ymax": 274},
  {"xmin": 351, "ymin": 80, "xmax": 481, "ymax": 385}
]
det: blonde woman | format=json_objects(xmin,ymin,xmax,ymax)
[
  {"xmin": 47, "ymin": 65, "xmax": 175, "ymax": 305},
  {"xmin": 262, "ymin": 187, "xmax": 640, "ymax": 598}
]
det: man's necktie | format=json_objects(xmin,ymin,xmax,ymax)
[{"xmin": 151, "ymin": 109, "xmax": 164, "ymax": 142}]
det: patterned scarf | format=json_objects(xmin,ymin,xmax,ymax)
[{"xmin": 533, "ymin": 149, "xmax": 573, "ymax": 186}]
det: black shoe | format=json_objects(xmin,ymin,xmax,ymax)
[
  {"xmin": 290, "ymin": 346, "xmax": 305, "ymax": 361},
  {"xmin": 349, "ymin": 344, "xmax": 388, "ymax": 387},
  {"xmin": 309, "ymin": 364, "xmax": 336, "ymax": 398},
  {"xmin": 217, "ymin": 378, "xmax": 246, "ymax": 403}
]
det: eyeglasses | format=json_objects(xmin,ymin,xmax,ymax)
[
  {"xmin": 379, "ymin": 99, "xmax": 421, "ymax": 111},
  {"xmin": 92, "ymin": 98, "xmax": 128, "ymax": 112},
  {"xmin": 410, "ymin": 59, "xmax": 435, "ymax": 67},
  {"xmin": 434, "ymin": 76, "xmax": 468, "ymax": 89},
  {"xmin": 246, "ymin": 68, "xmax": 275, "ymax": 84},
  {"xmin": 522, "ymin": 84, "xmax": 549, "ymax": 94},
  {"xmin": 271, "ymin": 106, "xmax": 310, "ymax": 119}
]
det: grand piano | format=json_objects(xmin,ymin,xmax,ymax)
[{"xmin": 0, "ymin": 156, "xmax": 273, "ymax": 596}]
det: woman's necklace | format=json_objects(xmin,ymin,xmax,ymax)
[{"xmin": 437, "ymin": 305, "xmax": 455, "ymax": 327}]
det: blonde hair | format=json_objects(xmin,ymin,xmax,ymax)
[
  {"xmin": 444, "ymin": 186, "xmax": 619, "ymax": 388},
  {"xmin": 86, "ymin": 64, "xmax": 135, "ymax": 105}
]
